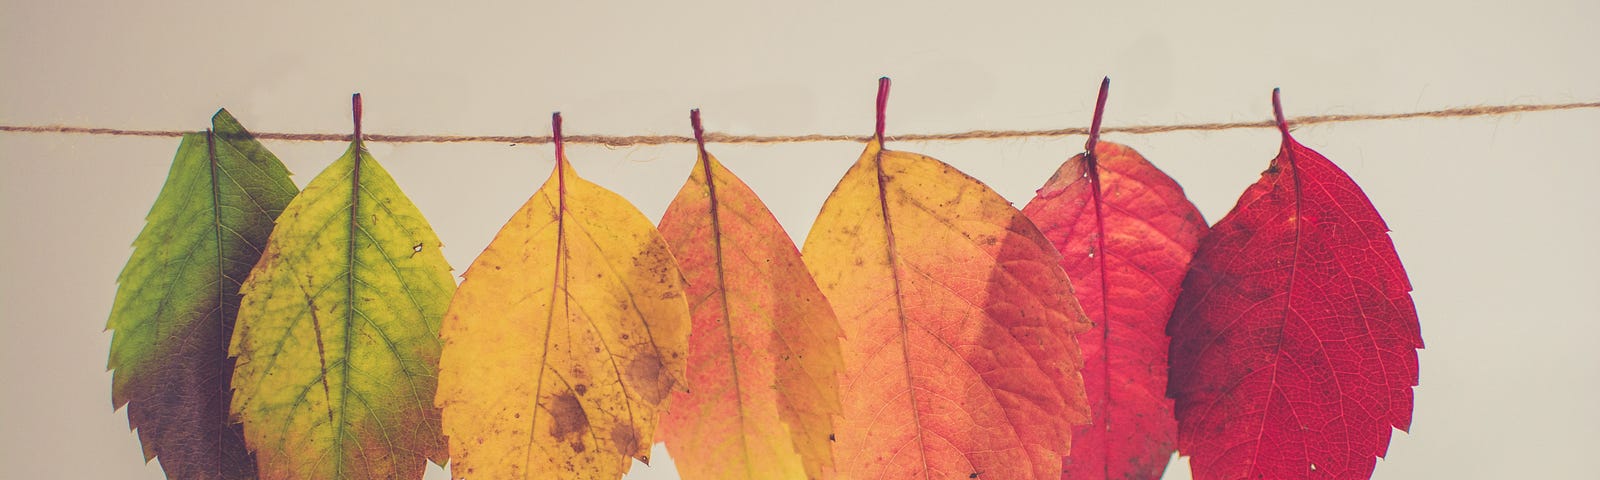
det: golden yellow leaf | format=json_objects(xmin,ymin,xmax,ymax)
[{"xmin": 436, "ymin": 115, "xmax": 691, "ymax": 479}]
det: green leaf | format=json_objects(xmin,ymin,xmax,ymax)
[
  {"xmin": 107, "ymin": 109, "xmax": 297, "ymax": 479},
  {"xmin": 229, "ymin": 138, "xmax": 455, "ymax": 479}
]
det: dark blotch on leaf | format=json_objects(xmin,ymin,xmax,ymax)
[
  {"xmin": 626, "ymin": 352, "xmax": 672, "ymax": 404},
  {"xmin": 548, "ymin": 392, "xmax": 588, "ymax": 440},
  {"xmin": 611, "ymin": 424, "xmax": 641, "ymax": 457}
]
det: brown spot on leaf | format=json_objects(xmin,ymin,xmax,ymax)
[
  {"xmin": 611, "ymin": 424, "xmax": 641, "ymax": 456},
  {"xmin": 547, "ymin": 392, "xmax": 588, "ymax": 440},
  {"xmin": 574, "ymin": 384, "xmax": 588, "ymax": 396},
  {"xmin": 626, "ymin": 352, "xmax": 673, "ymax": 404}
]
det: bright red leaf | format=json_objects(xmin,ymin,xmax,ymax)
[
  {"xmin": 1022, "ymin": 79, "xmax": 1205, "ymax": 480},
  {"xmin": 1167, "ymin": 90, "xmax": 1423, "ymax": 480}
]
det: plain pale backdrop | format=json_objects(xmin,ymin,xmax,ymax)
[{"xmin": 3, "ymin": 0, "xmax": 1598, "ymax": 478}]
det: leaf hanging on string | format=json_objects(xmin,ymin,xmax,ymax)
[
  {"xmin": 108, "ymin": 109, "xmax": 296, "ymax": 480},
  {"xmin": 435, "ymin": 113, "xmax": 691, "ymax": 479},
  {"xmin": 229, "ymin": 96, "xmax": 455, "ymax": 479},
  {"xmin": 1167, "ymin": 90, "xmax": 1423, "ymax": 480},
  {"xmin": 657, "ymin": 111, "xmax": 844, "ymax": 480},
  {"xmin": 801, "ymin": 79, "xmax": 1092, "ymax": 480},
  {"xmin": 1020, "ymin": 80, "xmax": 1204, "ymax": 480}
]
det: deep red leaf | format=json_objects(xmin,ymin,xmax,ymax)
[
  {"xmin": 1167, "ymin": 91, "xmax": 1423, "ymax": 479},
  {"xmin": 1022, "ymin": 79, "xmax": 1205, "ymax": 480}
]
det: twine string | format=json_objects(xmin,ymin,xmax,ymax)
[{"xmin": 2, "ymin": 101, "xmax": 1596, "ymax": 147}]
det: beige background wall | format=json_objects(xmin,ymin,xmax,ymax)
[{"xmin": 3, "ymin": 0, "xmax": 1597, "ymax": 478}]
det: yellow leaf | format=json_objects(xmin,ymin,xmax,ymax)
[{"xmin": 436, "ymin": 117, "xmax": 691, "ymax": 479}]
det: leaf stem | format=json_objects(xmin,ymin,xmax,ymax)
[
  {"xmin": 352, "ymin": 93, "xmax": 363, "ymax": 143},
  {"xmin": 690, "ymin": 108, "xmax": 707, "ymax": 157},
  {"xmin": 1085, "ymin": 76, "xmax": 1110, "ymax": 156},
  {"xmin": 875, "ymin": 77, "xmax": 891, "ymax": 143},
  {"xmin": 552, "ymin": 112, "xmax": 565, "ymax": 168},
  {"xmin": 1082, "ymin": 79, "xmax": 1114, "ymax": 473},
  {"xmin": 1272, "ymin": 88, "xmax": 1291, "ymax": 141}
]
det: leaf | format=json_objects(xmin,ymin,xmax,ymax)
[
  {"xmin": 229, "ymin": 97, "xmax": 455, "ymax": 479},
  {"xmin": 435, "ymin": 113, "xmax": 691, "ymax": 479},
  {"xmin": 656, "ymin": 111, "xmax": 844, "ymax": 480},
  {"xmin": 108, "ymin": 109, "xmax": 296, "ymax": 479},
  {"xmin": 800, "ymin": 79, "xmax": 1091, "ymax": 480},
  {"xmin": 1020, "ymin": 81, "xmax": 1205, "ymax": 480},
  {"xmin": 1023, "ymin": 140, "xmax": 1204, "ymax": 479},
  {"xmin": 1166, "ymin": 91, "xmax": 1423, "ymax": 479}
]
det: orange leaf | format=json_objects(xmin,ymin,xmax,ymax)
[
  {"xmin": 800, "ymin": 79, "xmax": 1092, "ymax": 480},
  {"xmin": 435, "ymin": 114, "xmax": 691, "ymax": 479},
  {"xmin": 657, "ymin": 111, "xmax": 844, "ymax": 480}
]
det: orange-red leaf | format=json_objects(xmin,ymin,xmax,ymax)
[
  {"xmin": 657, "ymin": 113, "xmax": 843, "ymax": 480},
  {"xmin": 803, "ymin": 118, "xmax": 1091, "ymax": 478},
  {"xmin": 1023, "ymin": 139, "xmax": 1205, "ymax": 479},
  {"xmin": 1167, "ymin": 92, "xmax": 1423, "ymax": 479}
]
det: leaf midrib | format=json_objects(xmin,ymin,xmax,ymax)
[
  {"xmin": 872, "ymin": 148, "xmax": 932, "ymax": 479},
  {"xmin": 700, "ymin": 157, "xmax": 758, "ymax": 479},
  {"xmin": 333, "ymin": 147, "xmax": 362, "ymax": 478},
  {"xmin": 206, "ymin": 129, "xmax": 230, "ymax": 476}
]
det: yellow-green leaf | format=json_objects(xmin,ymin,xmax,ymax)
[
  {"xmin": 108, "ymin": 110, "xmax": 296, "ymax": 479},
  {"xmin": 229, "ymin": 137, "xmax": 455, "ymax": 479},
  {"xmin": 436, "ymin": 120, "xmax": 691, "ymax": 479}
]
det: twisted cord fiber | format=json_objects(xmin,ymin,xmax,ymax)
[{"xmin": 4, "ymin": 101, "xmax": 1596, "ymax": 147}]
